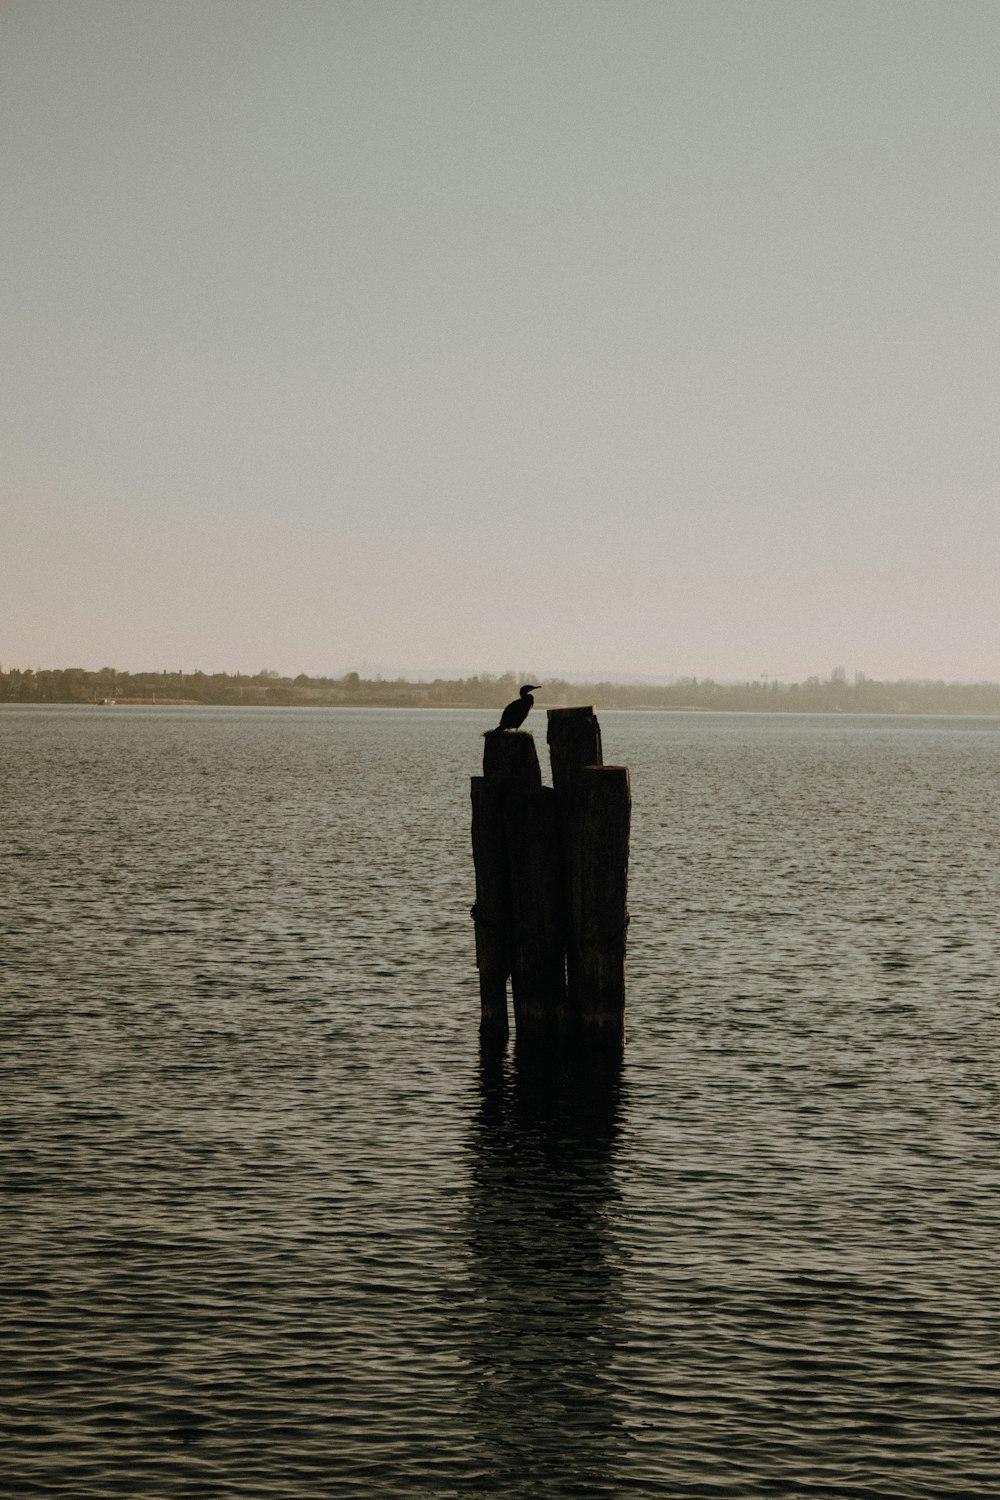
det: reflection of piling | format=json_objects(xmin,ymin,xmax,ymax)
[
  {"xmin": 471, "ymin": 707, "xmax": 630, "ymax": 1040},
  {"xmin": 465, "ymin": 1035, "xmax": 627, "ymax": 1487}
]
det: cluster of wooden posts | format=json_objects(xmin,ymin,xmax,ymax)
[{"xmin": 471, "ymin": 707, "xmax": 631, "ymax": 1042}]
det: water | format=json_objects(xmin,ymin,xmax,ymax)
[{"xmin": 3, "ymin": 705, "xmax": 999, "ymax": 1497}]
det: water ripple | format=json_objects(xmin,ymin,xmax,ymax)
[{"xmin": 2, "ymin": 706, "xmax": 999, "ymax": 1496}]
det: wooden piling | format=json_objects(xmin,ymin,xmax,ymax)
[
  {"xmin": 471, "ymin": 730, "xmax": 545, "ymax": 1038},
  {"xmin": 546, "ymin": 705, "xmax": 603, "ymax": 792},
  {"xmin": 471, "ymin": 712, "xmax": 629, "ymax": 1044},
  {"xmin": 470, "ymin": 776, "xmax": 511, "ymax": 1039},
  {"xmin": 504, "ymin": 785, "xmax": 566, "ymax": 1029},
  {"xmin": 482, "ymin": 728, "xmax": 542, "ymax": 791},
  {"xmin": 564, "ymin": 765, "xmax": 631, "ymax": 1033},
  {"xmin": 546, "ymin": 707, "xmax": 630, "ymax": 1036}
]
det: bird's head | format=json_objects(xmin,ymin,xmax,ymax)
[{"xmin": 520, "ymin": 683, "xmax": 541, "ymax": 697}]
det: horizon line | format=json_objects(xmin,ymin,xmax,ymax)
[{"xmin": 5, "ymin": 663, "xmax": 1000, "ymax": 690}]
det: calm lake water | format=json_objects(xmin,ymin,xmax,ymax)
[{"xmin": 3, "ymin": 705, "xmax": 999, "ymax": 1497}]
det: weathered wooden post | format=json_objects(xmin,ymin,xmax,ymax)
[
  {"xmin": 504, "ymin": 785, "xmax": 566, "ymax": 1029},
  {"xmin": 471, "ymin": 730, "xmax": 546, "ymax": 1038},
  {"xmin": 565, "ymin": 765, "xmax": 631, "ymax": 1032},
  {"xmin": 546, "ymin": 705, "xmax": 603, "ymax": 792},
  {"xmin": 472, "ymin": 707, "xmax": 629, "ymax": 1043},
  {"xmin": 482, "ymin": 730, "xmax": 542, "ymax": 790},
  {"xmin": 470, "ymin": 776, "xmax": 512, "ymax": 1039},
  {"xmin": 546, "ymin": 707, "xmax": 630, "ymax": 1037}
]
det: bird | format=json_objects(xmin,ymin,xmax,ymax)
[{"xmin": 498, "ymin": 683, "xmax": 541, "ymax": 730}]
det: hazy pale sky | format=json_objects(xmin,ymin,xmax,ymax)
[{"xmin": 2, "ymin": 0, "xmax": 998, "ymax": 681}]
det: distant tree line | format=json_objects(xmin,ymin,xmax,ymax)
[{"xmin": 3, "ymin": 665, "xmax": 1000, "ymax": 715}]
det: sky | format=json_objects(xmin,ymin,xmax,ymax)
[{"xmin": 2, "ymin": 0, "xmax": 998, "ymax": 683}]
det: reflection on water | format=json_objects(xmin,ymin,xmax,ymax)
[{"xmin": 465, "ymin": 1037, "xmax": 627, "ymax": 1498}]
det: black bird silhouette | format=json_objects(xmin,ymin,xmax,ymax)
[{"xmin": 498, "ymin": 683, "xmax": 541, "ymax": 730}]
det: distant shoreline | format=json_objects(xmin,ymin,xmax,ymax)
[{"xmin": 5, "ymin": 667, "xmax": 1000, "ymax": 717}]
